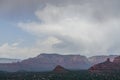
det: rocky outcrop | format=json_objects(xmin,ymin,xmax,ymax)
[
  {"xmin": 89, "ymin": 57, "xmax": 120, "ymax": 73},
  {"xmin": 88, "ymin": 55, "xmax": 118, "ymax": 65},
  {"xmin": 53, "ymin": 65, "xmax": 68, "ymax": 73},
  {"xmin": 113, "ymin": 56, "xmax": 120, "ymax": 64}
]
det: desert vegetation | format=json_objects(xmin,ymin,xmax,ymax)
[{"xmin": 0, "ymin": 70, "xmax": 120, "ymax": 80}]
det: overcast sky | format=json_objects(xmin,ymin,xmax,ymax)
[{"xmin": 0, "ymin": 0, "xmax": 120, "ymax": 59}]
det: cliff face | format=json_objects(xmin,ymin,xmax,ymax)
[
  {"xmin": 20, "ymin": 54, "xmax": 90, "ymax": 71},
  {"xmin": 0, "ymin": 53, "xmax": 119, "ymax": 72},
  {"xmin": 0, "ymin": 53, "xmax": 90, "ymax": 72},
  {"xmin": 88, "ymin": 55, "xmax": 118, "ymax": 65},
  {"xmin": 113, "ymin": 56, "xmax": 120, "ymax": 64},
  {"xmin": 89, "ymin": 57, "xmax": 120, "ymax": 73}
]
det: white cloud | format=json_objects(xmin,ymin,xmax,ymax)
[
  {"xmin": 0, "ymin": 37, "xmax": 62, "ymax": 59},
  {"xmin": 0, "ymin": 43, "xmax": 37, "ymax": 59},
  {"xmin": 18, "ymin": 3, "xmax": 120, "ymax": 57}
]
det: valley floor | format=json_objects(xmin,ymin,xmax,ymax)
[{"xmin": 0, "ymin": 70, "xmax": 120, "ymax": 80}]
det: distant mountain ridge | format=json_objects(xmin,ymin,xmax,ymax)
[
  {"xmin": 20, "ymin": 53, "xmax": 90, "ymax": 71},
  {"xmin": 0, "ymin": 53, "xmax": 118, "ymax": 72}
]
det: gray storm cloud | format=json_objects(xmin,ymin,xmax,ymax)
[
  {"xmin": 1, "ymin": 0, "xmax": 120, "ymax": 22},
  {"xmin": 18, "ymin": 0, "xmax": 120, "ymax": 56},
  {"xmin": 1, "ymin": 0, "xmax": 120, "ymax": 58}
]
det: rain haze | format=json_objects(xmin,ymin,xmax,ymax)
[{"xmin": 0, "ymin": 0, "xmax": 120, "ymax": 59}]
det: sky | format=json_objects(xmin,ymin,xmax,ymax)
[{"xmin": 0, "ymin": 0, "xmax": 120, "ymax": 59}]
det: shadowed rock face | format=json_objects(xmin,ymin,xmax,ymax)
[
  {"xmin": 88, "ymin": 55, "xmax": 118, "ymax": 65},
  {"xmin": 0, "ymin": 54, "xmax": 119, "ymax": 72},
  {"xmin": 0, "ymin": 53, "xmax": 90, "ymax": 72},
  {"xmin": 89, "ymin": 58, "xmax": 120, "ymax": 73},
  {"xmin": 113, "ymin": 56, "xmax": 120, "ymax": 64}
]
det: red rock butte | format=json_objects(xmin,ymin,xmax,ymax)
[
  {"xmin": 89, "ymin": 57, "xmax": 120, "ymax": 73},
  {"xmin": 53, "ymin": 65, "xmax": 68, "ymax": 73},
  {"xmin": 113, "ymin": 56, "xmax": 120, "ymax": 64}
]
